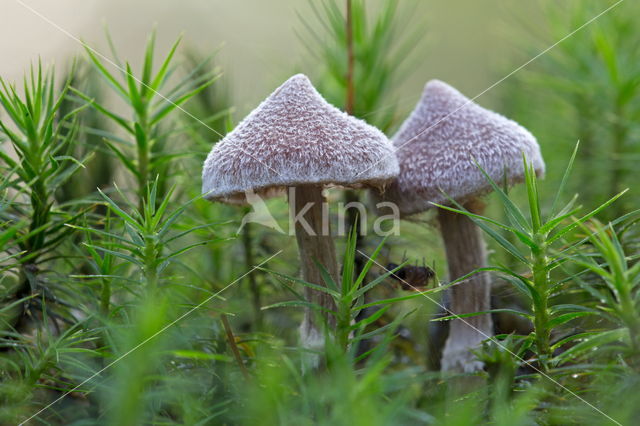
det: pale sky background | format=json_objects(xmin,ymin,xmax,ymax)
[{"xmin": 1, "ymin": 0, "xmax": 544, "ymax": 117}]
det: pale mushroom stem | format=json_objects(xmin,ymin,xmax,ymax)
[
  {"xmin": 291, "ymin": 184, "xmax": 340, "ymax": 350},
  {"xmin": 438, "ymin": 199, "xmax": 493, "ymax": 372}
]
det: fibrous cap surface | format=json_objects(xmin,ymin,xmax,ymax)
[
  {"xmin": 382, "ymin": 80, "xmax": 545, "ymax": 215},
  {"xmin": 202, "ymin": 74, "xmax": 399, "ymax": 204}
]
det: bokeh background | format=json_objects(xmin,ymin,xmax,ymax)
[
  {"xmin": 2, "ymin": 0, "xmax": 541, "ymax": 112},
  {"xmin": 2, "ymin": 0, "xmax": 640, "ymax": 424}
]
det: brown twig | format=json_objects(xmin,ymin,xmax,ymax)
[
  {"xmin": 345, "ymin": 0, "xmax": 355, "ymax": 114},
  {"xmin": 220, "ymin": 314, "xmax": 250, "ymax": 380},
  {"xmin": 344, "ymin": 0, "xmax": 364, "ymax": 275}
]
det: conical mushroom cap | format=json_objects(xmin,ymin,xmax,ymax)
[
  {"xmin": 202, "ymin": 74, "xmax": 398, "ymax": 204},
  {"xmin": 381, "ymin": 80, "xmax": 545, "ymax": 216}
]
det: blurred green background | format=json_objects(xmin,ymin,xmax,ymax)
[
  {"xmin": 2, "ymin": 0, "xmax": 540, "ymax": 112},
  {"xmin": 2, "ymin": 0, "xmax": 640, "ymax": 424}
]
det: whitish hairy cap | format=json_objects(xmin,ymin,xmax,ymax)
[
  {"xmin": 202, "ymin": 74, "xmax": 398, "ymax": 203},
  {"xmin": 382, "ymin": 80, "xmax": 545, "ymax": 216}
]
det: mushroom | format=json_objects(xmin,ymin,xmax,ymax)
[
  {"xmin": 379, "ymin": 80, "xmax": 544, "ymax": 372},
  {"xmin": 202, "ymin": 74, "xmax": 398, "ymax": 351}
]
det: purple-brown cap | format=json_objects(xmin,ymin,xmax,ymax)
[
  {"xmin": 202, "ymin": 74, "xmax": 399, "ymax": 204},
  {"xmin": 381, "ymin": 80, "xmax": 545, "ymax": 215}
]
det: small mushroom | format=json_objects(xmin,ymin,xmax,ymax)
[
  {"xmin": 202, "ymin": 74, "xmax": 398, "ymax": 351},
  {"xmin": 379, "ymin": 80, "xmax": 544, "ymax": 372}
]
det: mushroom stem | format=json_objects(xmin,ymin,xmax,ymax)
[
  {"xmin": 291, "ymin": 184, "xmax": 340, "ymax": 349},
  {"xmin": 438, "ymin": 199, "xmax": 493, "ymax": 372}
]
